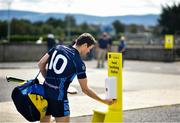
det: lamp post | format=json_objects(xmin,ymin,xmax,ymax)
[
  {"xmin": 67, "ymin": 2, "xmax": 71, "ymax": 41},
  {"xmin": 64, "ymin": 0, "xmax": 72, "ymax": 41},
  {"xmin": 7, "ymin": 1, "xmax": 12, "ymax": 42}
]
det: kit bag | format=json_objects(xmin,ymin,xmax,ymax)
[{"xmin": 11, "ymin": 75, "xmax": 48, "ymax": 122}]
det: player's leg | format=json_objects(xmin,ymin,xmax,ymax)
[
  {"xmin": 55, "ymin": 116, "xmax": 70, "ymax": 122},
  {"xmin": 101, "ymin": 49, "xmax": 106, "ymax": 68},
  {"xmin": 40, "ymin": 115, "xmax": 51, "ymax": 123},
  {"xmin": 51, "ymin": 99, "xmax": 70, "ymax": 122},
  {"xmin": 97, "ymin": 49, "xmax": 102, "ymax": 68}
]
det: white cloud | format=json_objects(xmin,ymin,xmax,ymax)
[{"xmin": 0, "ymin": 0, "xmax": 179, "ymax": 16}]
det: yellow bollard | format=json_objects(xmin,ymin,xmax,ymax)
[
  {"xmin": 165, "ymin": 34, "xmax": 174, "ymax": 49},
  {"xmin": 92, "ymin": 52, "xmax": 123, "ymax": 123}
]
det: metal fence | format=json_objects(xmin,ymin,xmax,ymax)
[
  {"xmin": 124, "ymin": 33, "xmax": 180, "ymax": 46},
  {"xmin": 123, "ymin": 33, "xmax": 180, "ymax": 61}
]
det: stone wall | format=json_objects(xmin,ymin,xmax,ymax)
[
  {"xmin": 0, "ymin": 43, "xmax": 179, "ymax": 62},
  {"xmin": 124, "ymin": 46, "xmax": 177, "ymax": 62},
  {"xmin": 110, "ymin": 45, "xmax": 179, "ymax": 62},
  {"xmin": 0, "ymin": 43, "xmax": 47, "ymax": 62}
]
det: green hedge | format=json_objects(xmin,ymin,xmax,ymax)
[{"xmin": 9, "ymin": 35, "xmax": 40, "ymax": 43}]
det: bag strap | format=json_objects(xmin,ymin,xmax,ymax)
[
  {"xmin": 18, "ymin": 71, "xmax": 41, "ymax": 90},
  {"xmin": 34, "ymin": 71, "xmax": 40, "ymax": 79},
  {"xmin": 32, "ymin": 71, "xmax": 41, "ymax": 84}
]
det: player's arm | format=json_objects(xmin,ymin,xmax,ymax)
[
  {"xmin": 121, "ymin": 48, "xmax": 126, "ymax": 52},
  {"xmin": 121, "ymin": 43, "xmax": 126, "ymax": 52},
  {"xmin": 107, "ymin": 44, "xmax": 111, "ymax": 51},
  {"xmin": 78, "ymin": 78, "xmax": 114, "ymax": 105},
  {"xmin": 38, "ymin": 53, "xmax": 49, "ymax": 78},
  {"xmin": 96, "ymin": 42, "xmax": 99, "ymax": 50}
]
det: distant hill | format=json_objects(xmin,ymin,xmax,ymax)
[{"xmin": 0, "ymin": 10, "xmax": 159, "ymax": 26}]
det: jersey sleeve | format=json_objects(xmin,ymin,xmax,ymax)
[
  {"xmin": 74, "ymin": 56, "xmax": 87, "ymax": 79},
  {"xmin": 48, "ymin": 47, "xmax": 55, "ymax": 55}
]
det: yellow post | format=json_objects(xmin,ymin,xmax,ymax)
[
  {"xmin": 165, "ymin": 34, "xmax": 174, "ymax": 49},
  {"xmin": 92, "ymin": 52, "xmax": 123, "ymax": 123},
  {"xmin": 104, "ymin": 52, "xmax": 123, "ymax": 122}
]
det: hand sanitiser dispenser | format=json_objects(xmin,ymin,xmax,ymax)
[{"xmin": 105, "ymin": 76, "xmax": 117, "ymax": 99}]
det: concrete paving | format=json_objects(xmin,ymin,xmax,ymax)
[{"xmin": 0, "ymin": 60, "xmax": 180, "ymax": 122}]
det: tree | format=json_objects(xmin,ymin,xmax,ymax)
[
  {"xmin": 158, "ymin": 3, "xmax": 180, "ymax": 34},
  {"xmin": 11, "ymin": 19, "xmax": 33, "ymax": 35},
  {"xmin": 112, "ymin": 20, "xmax": 125, "ymax": 34},
  {"xmin": 64, "ymin": 15, "xmax": 77, "ymax": 40},
  {"xmin": 129, "ymin": 24, "xmax": 138, "ymax": 33},
  {"xmin": 46, "ymin": 17, "xmax": 64, "ymax": 29},
  {"xmin": 0, "ymin": 21, "xmax": 7, "ymax": 38},
  {"xmin": 64, "ymin": 15, "xmax": 76, "ymax": 27},
  {"xmin": 80, "ymin": 22, "xmax": 89, "ymax": 32}
]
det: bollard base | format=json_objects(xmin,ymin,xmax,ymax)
[
  {"xmin": 104, "ymin": 110, "xmax": 122, "ymax": 122},
  {"xmin": 92, "ymin": 110, "xmax": 106, "ymax": 122},
  {"xmin": 92, "ymin": 107, "xmax": 122, "ymax": 123}
]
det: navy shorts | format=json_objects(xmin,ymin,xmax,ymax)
[{"xmin": 46, "ymin": 99, "xmax": 70, "ymax": 117}]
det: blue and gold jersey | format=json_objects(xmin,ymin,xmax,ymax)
[{"xmin": 44, "ymin": 45, "xmax": 86, "ymax": 100}]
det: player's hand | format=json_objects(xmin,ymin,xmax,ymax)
[{"xmin": 102, "ymin": 99, "xmax": 116, "ymax": 105}]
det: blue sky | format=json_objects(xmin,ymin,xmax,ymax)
[{"xmin": 0, "ymin": 0, "xmax": 180, "ymax": 16}]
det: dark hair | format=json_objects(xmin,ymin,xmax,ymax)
[{"xmin": 75, "ymin": 33, "xmax": 96, "ymax": 47}]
